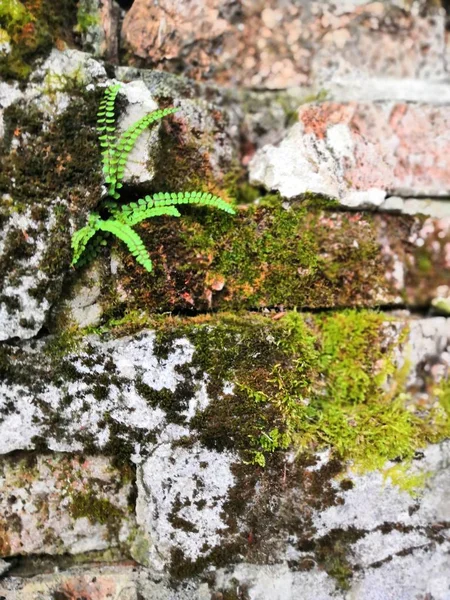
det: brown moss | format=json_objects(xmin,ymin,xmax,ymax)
[
  {"xmin": 104, "ymin": 200, "xmax": 387, "ymax": 314},
  {"xmin": 0, "ymin": 0, "xmax": 79, "ymax": 82}
]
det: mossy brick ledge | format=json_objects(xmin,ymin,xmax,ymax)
[
  {"xmin": 89, "ymin": 201, "xmax": 450, "ymax": 314},
  {"xmin": 0, "ymin": 310, "xmax": 449, "ymax": 583},
  {"xmin": 2, "ymin": 310, "xmax": 449, "ymax": 471}
]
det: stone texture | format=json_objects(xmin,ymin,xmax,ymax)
[
  {"xmin": 121, "ymin": 0, "xmax": 447, "ymax": 89},
  {"xmin": 77, "ymin": 0, "xmax": 121, "ymax": 62},
  {"xmin": 380, "ymin": 196, "xmax": 450, "ymax": 218},
  {"xmin": 249, "ymin": 102, "xmax": 450, "ymax": 206},
  {"xmin": 136, "ymin": 442, "xmax": 236, "ymax": 571},
  {"xmin": 1, "ymin": 440, "xmax": 450, "ymax": 598},
  {"xmin": 0, "ymin": 566, "xmax": 143, "ymax": 600},
  {"xmin": 0, "ymin": 50, "xmax": 108, "ymax": 341},
  {"xmin": 0, "ymin": 454, "xmax": 135, "ymax": 557},
  {"xmin": 325, "ymin": 76, "xmax": 450, "ymax": 105},
  {"xmin": 0, "ymin": 313, "xmax": 449, "ymax": 581},
  {"xmin": 2, "ymin": 5, "xmax": 450, "ymax": 595},
  {"xmin": 0, "ymin": 201, "xmax": 65, "ymax": 341},
  {"xmin": 67, "ymin": 265, "xmax": 103, "ymax": 329}
]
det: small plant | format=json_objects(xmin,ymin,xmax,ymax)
[{"xmin": 71, "ymin": 84, "xmax": 235, "ymax": 272}]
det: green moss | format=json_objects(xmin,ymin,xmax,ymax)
[
  {"xmin": 75, "ymin": 1, "xmax": 100, "ymax": 35},
  {"xmin": 138, "ymin": 310, "xmax": 450, "ymax": 482},
  {"xmin": 0, "ymin": 0, "xmax": 78, "ymax": 82},
  {"xmin": 417, "ymin": 250, "xmax": 432, "ymax": 273},
  {"xmin": 314, "ymin": 528, "xmax": 362, "ymax": 590},
  {"xmin": 234, "ymin": 310, "xmax": 450, "ymax": 477},
  {"xmin": 43, "ymin": 326, "xmax": 84, "ymax": 359},
  {"xmin": 232, "ymin": 181, "xmax": 261, "ymax": 205},
  {"xmin": 69, "ymin": 492, "xmax": 124, "ymax": 540},
  {"xmin": 383, "ymin": 464, "xmax": 430, "ymax": 497}
]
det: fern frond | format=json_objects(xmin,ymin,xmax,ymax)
[
  {"xmin": 107, "ymin": 107, "xmax": 179, "ymax": 199},
  {"xmin": 132, "ymin": 191, "xmax": 236, "ymax": 215},
  {"xmin": 96, "ymin": 219, "xmax": 153, "ymax": 272},
  {"xmin": 71, "ymin": 213, "xmax": 101, "ymax": 266},
  {"xmin": 72, "ymin": 86, "xmax": 236, "ymax": 274},
  {"xmin": 119, "ymin": 204, "xmax": 181, "ymax": 226},
  {"xmin": 75, "ymin": 231, "xmax": 110, "ymax": 267},
  {"xmin": 97, "ymin": 84, "xmax": 121, "ymax": 177}
]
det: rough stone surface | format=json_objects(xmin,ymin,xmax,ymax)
[
  {"xmin": 0, "ymin": 49, "xmax": 241, "ymax": 340},
  {"xmin": 249, "ymin": 102, "xmax": 450, "ymax": 206},
  {"xmin": 381, "ymin": 196, "xmax": 450, "ymax": 217},
  {"xmin": 2, "ymin": 3, "xmax": 450, "ymax": 596},
  {"xmin": 77, "ymin": 0, "xmax": 121, "ymax": 62},
  {"xmin": 0, "ymin": 50, "xmax": 110, "ymax": 341},
  {"xmin": 122, "ymin": 0, "xmax": 447, "ymax": 89},
  {"xmin": 0, "ymin": 454, "xmax": 135, "ymax": 557},
  {"xmin": 137, "ymin": 442, "xmax": 236, "ymax": 570},
  {"xmin": 0, "ymin": 313, "xmax": 449, "ymax": 586},
  {"xmin": 0, "ymin": 202, "xmax": 64, "ymax": 341}
]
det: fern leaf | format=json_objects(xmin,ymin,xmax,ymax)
[
  {"xmin": 134, "ymin": 191, "xmax": 235, "ymax": 215},
  {"xmin": 97, "ymin": 219, "xmax": 153, "ymax": 272},
  {"xmin": 119, "ymin": 204, "xmax": 181, "ymax": 226},
  {"xmin": 75, "ymin": 231, "xmax": 110, "ymax": 267},
  {"xmin": 97, "ymin": 84, "xmax": 121, "ymax": 178},
  {"xmin": 107, "ymin": 107, "xmax": 179, "ymax": 198}
]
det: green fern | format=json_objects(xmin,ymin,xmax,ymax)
[{"xmin": 71, "ymin": 84, "xmax": 235, "ymax": 273}]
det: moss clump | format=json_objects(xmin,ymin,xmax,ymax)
[
  {"xmin": 314, "ymin": 527, "xmax": 362, "ymax": 590},
  {"xmin": 1, "ymin": 89, "xmax": 102, "ymax": 213},
  {"xmin": 142, "ymin": 310, "xmax": 450, "ymax": 482},
  {"xmin": 234, "ymin": 310, "xmax": 450, "ymax": 476},
  {"xmin": 0, "ymin": 0, "xmax": 78, "ymax": 82},
  {"xmin": 69, "ymin": 492, "xmax": 124, "ymax": 540}
]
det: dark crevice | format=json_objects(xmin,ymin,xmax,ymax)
[
  {"xmin": 442, "ymin": 0, "xmax": 450, "ymax": 29},
  {"xmin": 2, "ymin": 552, "xmax": 139, "ymax": 579},
  {"xmin": 115, "ymin": 0, "xmax": 135, "ymax": 11},
  {"xmin": 150, "ymin": 302, "xmax": 444, "ymax": 318}
]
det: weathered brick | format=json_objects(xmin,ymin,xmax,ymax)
[
  {"xmin": 77, "ymin": 207, "xmax": 450, "ymax": 315},
  {"xmin": 250, "ymin": 103, "xmax": 450, "ymax": 206},
  {"xmin": 121, "ymin": 1, "xmax": 446, "ymax": 88},
  {"xmin": 0, "ymin": 313, "xmax": 449, "ymax": 586}
]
